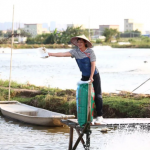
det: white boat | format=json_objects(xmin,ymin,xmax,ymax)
[{"xmin": 0, "ymin": 101, "xmax": 75, "ymax": 126}]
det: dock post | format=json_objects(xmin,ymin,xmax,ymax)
[
  {"xmin": 68, "ymin": 127, "xmax": 73, "ymax": 150},
  {"xmin": 85, "ymin": 82, "xmax": 92, "ymax": 149},
  {"xmin": 87, "ymin": 83, "xmax": 92, "ymax": 122}
]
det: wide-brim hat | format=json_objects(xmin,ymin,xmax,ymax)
[{"xmin": 70, "ymin": 35, "xmax": 93, "ymax": 48}]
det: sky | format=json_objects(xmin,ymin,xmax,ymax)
[{"xmin": 0, "ymin": 0, "xmax": 150, "ymax": 31}]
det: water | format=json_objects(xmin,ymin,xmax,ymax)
[
  {"xmin": 0, "ymin": 46, "xmax": 150, "ymax": 94},
  {"xmin": 1, "ymin": 47, "xmax": 150, "ymax": 149},
  {"xmin": 1, "ymin": 115, "xmax": 150, "ymax": 150}
]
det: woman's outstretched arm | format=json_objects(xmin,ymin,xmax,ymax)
[{"xmin": 48, "ymin": 52, "xmax": 72, "ymax": 57}]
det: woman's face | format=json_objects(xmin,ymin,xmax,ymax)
[{"xmin": 77, "ymin": 39, "xmax": 86, "ymax": 49}]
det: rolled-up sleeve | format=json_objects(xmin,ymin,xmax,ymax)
[{"xmin": 90, "ymin": 50, "xmax": 96, "ymax": 62}]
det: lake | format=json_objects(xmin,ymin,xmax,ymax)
[
  {"xmin": 0, "ymin": 46, "xmax": 150, "ymax": 94},
  {"xmin": 1, "ymin": 115, "xmax": 150, "ymax": 150},
  {"xmin": 1, "ymin": 46, "xmax": 150, "ymax": 149}
]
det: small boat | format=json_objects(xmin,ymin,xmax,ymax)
[{"xmin": 0, "ymin": 101, "xmax": 75, "ymax": 126}]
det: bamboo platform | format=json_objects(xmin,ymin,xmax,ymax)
[{"xmin": 64, "ymin": 118, "xmax": 150, "ymax": 126}]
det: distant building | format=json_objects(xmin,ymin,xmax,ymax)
[
  {"xmin": 24, "ymin": 24, "xmax": 43, "ymax": 37},
  {"xmin": 99, "ymin": 25, "xmax": 119, "ymax": 35},
  {"xmin": 24, "ymin": 24, "xmax": 49, "ymax": 37},
  {"xmin": 124, "ymin": 19, "xmax": 143, "ymax": 34}
]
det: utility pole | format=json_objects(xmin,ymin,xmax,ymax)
[
  {"xmin": 8, "ymin": 5, "xmax": 14, "ymax": 101},
  {"xmin": 88, "ymin": 17, "xmax": 90, "ymax": 40}
]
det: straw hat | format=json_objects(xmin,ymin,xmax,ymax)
[{"xmin": 71, "ymin": 35, "xmax": 93, "ymax": 48}]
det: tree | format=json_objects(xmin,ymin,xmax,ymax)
[
  {"xmin": 44, "ymin": 26, "xmax": 88, "ymax": 44},
  {"xmin": 26, "ymin": 26, "xmax": 90, "ymax": 45},
  {"xmin": 120, "ymin": 30, "xmax": 141, "ymax": 38},
  {"xmin": 44, "ymin": 29, "xmax": 61, "ymax": 44},
  {"xmin": 19, "ymin": 29, "xmax": 32, "ymax": 38},
  {"xmin": 59, "ymin": 26, "xmax": 89, "ymax": 44},
  {"xmin": 0, "ymin": 31, "xmax": 3, "ymax": 37},
  {"xmin": 103, "ymin": 28, "xmax": 119, "ymax": 42}
]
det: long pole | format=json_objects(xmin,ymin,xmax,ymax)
[
  {"xmin": 88, "ymin": 17, "xmax": 90, "ymax": 40},
  {"xmin": 8, "ymin": 5, "xmax": 14, "ymax": 101},
  {"xmin": 131, "ymin": 78, "xmax": 150, "ymax": 93}
]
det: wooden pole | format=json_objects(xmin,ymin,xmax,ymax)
[
  {"xmin": 68, "ymin": 127, "xmax": 73, "ymax": 150},
  {"xmin": 87, "ymin": 83, "xmax": 92, "ymax": 122},
  {"xmin": 88, "ymin": 17, "xmax": 90, "ymax": 40},
  {"xmin": 8, "ymin": 5, "xmax": 14, "ymax": 101},
  {"xmin": 131, "ymin": 78, "xmax": 150, "ymax": 93}
]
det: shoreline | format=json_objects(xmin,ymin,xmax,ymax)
[
  {"xmin": 1, "ymin": 80, "xmax": 150, "ymax": 118},
  {"xmin": 1, "ymin": 43, "xmax": 150, "ymax": 49},
  {"xmin": 0, "ymin": 44, "xmax": 73, "ymax": 49}
]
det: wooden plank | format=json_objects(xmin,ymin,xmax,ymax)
[
  {"xmin": 68, "ymin": 127, "xmax": 73, "ymax": 150},
  {"xmin": 66, "ymin": 118, "xmax": 150, "ymax": 126},
  {"xmin": 87, "ymin": 83, "xmax": 92, "ymax": 122}
]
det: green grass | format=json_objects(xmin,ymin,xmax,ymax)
[
  {"xmin": 103, "ymin": 96, "xmax": 150, "ymax": 117},
  {"xmin": 0, "ymin": 79, "xmax": 46, "ymax": 90}
]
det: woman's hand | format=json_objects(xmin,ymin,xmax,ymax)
[{"xmin": 89, "ymin": 76, "xmax": 94, "ymax": 83}]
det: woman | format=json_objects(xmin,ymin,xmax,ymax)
[{"xmin": 48, "ymin": 35, "xmax": 103, "ymax": 125}]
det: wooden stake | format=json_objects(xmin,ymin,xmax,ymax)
[
  {"xmin": 87, "ymin": 83, "xmax": 92, "ymax": 122},
  {"xmin": 68, "ymin": 127, "xmax": 73, "ymax": 150},
  {"xmin": 8, "ymin": 5, "xmax": 14, "ymax": 101}
]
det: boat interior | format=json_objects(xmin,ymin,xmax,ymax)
[{"xmin": 0, "ymin": 101, "xmax": 72, "ymax": 118}]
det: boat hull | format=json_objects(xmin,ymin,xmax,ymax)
[{"xmin": 0, "ymin": 101, "xmax": 75, "ymax": 126}]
